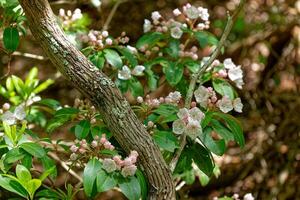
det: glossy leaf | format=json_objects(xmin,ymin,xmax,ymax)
[
  {"xmin": 75, "ymin": 120, "xmax": 91, "ymax": 139},
  {"xmin": 83, "ymin": 158, "xmax": 101, "ymax": 197},
  {"xmin": 96, "ymin": 169, "xmax": 117, "ymax": 192},
  {"xmin": 3, "ymin": 27, "xmax": 19, "ymax": 52},
  {"xmin": 119, "ymin": 176, "xmax": 141, "ymax": 200},
  {"xmin": 20, "ymin": 142, "xmax": 46, "ymax": 158},
  {"xmin": 104, "ymin": 49, "xmax": 123, "ymax": 68},
  {"xmin": 152, "ymin": 131, "xmax": 179, "ymax": 152}
]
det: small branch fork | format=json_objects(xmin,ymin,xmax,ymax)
[{"xmin": 169, "ymin": 0, "xmax": 245, "ymax": 172}]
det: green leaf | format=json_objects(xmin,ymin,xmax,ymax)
[
  {"xmin": 4, "ymin": 148, "xmax": 25, "ymax": 164},
  {"xmin": 83, "ymin": 158, "xmax": 101, "ymax": 197},
  {"xmin": 33, "ymin": 79, "xmax": 54, "ymax": 94},
  {"xmin": 129, "ymin": 79, "xmax": 144, "ymax": 97},
  {"xmin": 163, "ymin": 62, "xmax": 183, "ymax": 86},
  {"xmin": 211, "ymin": 119, "xmax": 234, "ymax": 141},
  {"xmin": 152, "ymin": 131, "xmax": 179, "ymax": 152},
  {"xmin": 174, "ymin": 147, "xmax": 193, "ymax": 174},
  {"xmin": 212, "ymin": 78, "xmax": 235, "ymax": 100},
  {"xmin": 39, "ymin": 166, "xmax": 56, "ymax": 182},
  {"xmin": 20, "ymin": 142, "xmax": 46, "ymax": 158},
  {"xmin": 37, "ymin": 99, "xmax": 61, "ymax": 110},
  {"xmin": 26, "ymin": 179, "xmax": 42, "ymax": 199},
  {"xmin": 0, "ymin": 175, "xmax": 28, "ymax": 198},
  {"xmin": 194, "ymin": 31, "xmax": 218, "ymax": 48},
  {"xmin": 165, "ymin": 38, "xmax": 179, "ymax": 58},
  {"xmin": 16, "ymin": 164, "xmax": 32, "ymax": 184},
  {"xmin": 89, "ymin": 52, "xmax": 105, "ymax": 69},
  {"xmin": 136, "ymin": 169, "xmax": 148, "ymax": 200},
  {"xmin": 116, "ymin": 46, "xmax": 138, "ymax": 67},
  {"xmin": 75, "ymin": 120, "xmax": 91, "ymax": 139},
  {"xmin": 40, "ymin": 156, "xmax": 57, "ymax": 179},
  {"xmin": 119, "ymin": 176, "xmax": 141, "ymax": 200},
  {"xmin": 96, "ymin": 169, "xmax": 117, "ymax": 192},
  {"xmin": 153, "ymin": 104, "xmax": 179, "ymax": 116},
  {"xmin": 104, "ymin": 49, "xmax": 123, "ymax": 68},
  {"xmin": 146, "ymin": 72, "xmax": 158, "ymax": 91},
  {"xmin": 200, "ymin": 127, "xmax": 226, "ymax": 156},
  {"xmin": 190, "ymin": 142, "xmax": 214, "ymax": 176},
  {"xmin": 3, "ymin": 27, "xmax": 19, "ymax": 52},
  {"xmin": 136, "ymin": 32, "xmax": 164, "ymax": 49},
  {"xmin": 212, "ymin": 112, "xmax": 244, "ymax": 147}
]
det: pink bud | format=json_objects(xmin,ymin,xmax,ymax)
[
  {"xmin": 78, "ymin": 148, "xmax": 86, "ymax": 154},
  {"xmin": 137, "ymin": 96, "xmax": 143, "ymax": 103},
  {"xmin": 104, "ymin": 141, "xmax": 112, "ymax": 149},
  {"xmin": 70, "ymin": 145, "xmax": 78, "ymax": 153},
  {"xmin": 191, "ymin": 101, "xmax": 197, "ymax": 108},
  {"xmin": 2, "ymin": 103, "xmax": 10, "ymax": 110},
  {"xmin": 91, "ymin": 140, "xmax": 98, "ymax": 148}
]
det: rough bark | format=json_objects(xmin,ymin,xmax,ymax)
[{"xmin": 18, "ymin": 0, "xmax": 175, "ymax": 199}]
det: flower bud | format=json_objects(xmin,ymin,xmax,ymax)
[
  {"xmin": 137, "ymin": 96, "xmax": 143, "ymax": 103},
  {"xmin": 2, "ymin": 103, "xmax": 10, "ymax": 111}
]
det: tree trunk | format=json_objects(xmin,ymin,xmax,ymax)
[{"xmin": 18, "ymin": 0, "xmax": 175, "ymax": 199}]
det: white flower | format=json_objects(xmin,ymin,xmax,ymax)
[
  {"xmin": 233, "ymin": 98, "xmax": 243, "ymax": 113},
  {"xmin": 126, "ymin": 45, "xmax": 137, "ymax": 54},
  {"xmin": 172, "ymin": 119, "xmax": 186, "ymax": 135},
  {"xmin": 235, "ymin": 78, "xmax": 244, "ymax": 89},
  {"xmin": 102, "ymin": 158, "xmax": 117, "ymax": 173},
  {"xmin": 185, "ymin": 5, "xmax": 199, "ymax": 19},
  {"xmin": 194, "ymin": 86, "xmax": 210, "ymax": 108},
  {"xmin": 72, "ymin": 8, "xmax": 82, "ymax": 21},
  {"xmin": 188, "ymin": 107, "xmax": 204, "ymax": 121},
  {"xmin": 1, "ymin": 105, "xmax": 26, "ymax": 125},
  {"xmin": 121, "ymin": 165, "xmax": 137, "ymax": 177},
  {"xmin": 198, "ymin": 7, "xmax": 209, "ymax": 21},
  {"xmin": 151, "ymin": 11, "xmax": 161, "ymax": 21},
  {"xmin": 170, "ymin": 26, "xmax": 183, "ymax": 39},
  {"xmin": 143, "ymin": 19, "xmax": 152, "ymax": 33},
  {"xmin": 131, "ymin": 65, "xmax": 145, "ymax": 76},
  {"xmin": 166, "ymin": 91, "xmax": 181, "ymax": 103},
  {"xmin": 105, "ymin": 38, "xmax": 113, "ymax": 45},
  {"xmin": 217, "ymin": 96, "xmax": 233, "ymax": 113},
  {"xmin": 223, "ymin": 58, "xmax": 236, "ymax": 69},
  {"xmin": 102, "ymin": 30, "xmax": 109, "ymax": 37},
  {"xmin": 228, "ymin": 65, "xmax": 243, "ymax": 81},
  {"xmin": 197, "ymin": 23, "xmax": 205, "ymax": 30},
  {"xmin": 243, "ymin": 193, "xmax": 255, "ymax": 200},
  {"xmin": 186, "ymin": 119, "xmax": 202, "ymax": 139},
  {"xmin": 118, "ymin": 65, "xmax": 132, "ymax": 80},
  {"xmin": 173, "ymin": 8, "xmax": 181, "ymax": 16},
  {"xmin": 172, "ymin": 107, "xmax": 204, "ymax": 139}
]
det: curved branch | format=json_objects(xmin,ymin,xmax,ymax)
[{"xmin": 18, "ymin": 0, "xmax": 175, "ymax": 199}]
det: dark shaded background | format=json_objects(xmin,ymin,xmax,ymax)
[{"xmin": 1, "ymin": 0, "xmax": 299, "ymax": 199}]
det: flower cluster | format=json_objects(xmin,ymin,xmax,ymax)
[
  {"xmin": 81, "ymin": 30, "xmax": 112, "ymax": 49},
  {"xmin": 1, "ymin": 104, "xmax": 26, "ymax": 125},
  {"xmin": 194, "ymin": 86, "xmax": 243, "ymax": 113},
  {"xmin": 143, "ymin": 3, "xmax": 210, "ymax": 39},
  {"xmin": 58, "ymin": 8, "xmax": 83, "ymax": 28},
  {"xmin": 136, "ymin": 91, "xmax": 182, "ymax": 108},
  {"xmin": 179, "ymin": 45, "xmax": 199, "ymax": 60},
  {"xmin": 102, "ymin": 150, "xmax": 138, "ymax": 177},
  {"xmin": 70, "ymin": 134, "xmax": 114, "ymax": 160},
  {"xmin": 172, "ymin": 107, "xmax": 205, "ymax": 139},
  {"xmin": 220, "ymin": 58, "xmax": 244, "ymax": 89},
  {"xmin": 81, "ymin": 31, "xmax": 129, "ymax": 49},
  {"xmin": 118, "ymin": 65, "xmax": 145, "ymax": 80},
  {"xmin": 216, "ymin": 96, "xmax": 243, "ymax": 113},
  {"xmin": 73, "ymin": 98, "xmax": 97, "ymax": 124}
]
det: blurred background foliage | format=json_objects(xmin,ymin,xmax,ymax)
[{"xmin": 0, "ymin": 0, "xmax": 299, "ymax": 199}]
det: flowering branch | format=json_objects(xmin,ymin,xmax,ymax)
[{"xmin": 169, "ymin": 0, "xmax": 245, "ymax": 173}]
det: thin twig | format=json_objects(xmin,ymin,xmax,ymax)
[
  {"xmin": 48, "ymin": 152, "xmax": 83, "ymax": 183},
  {"xmin": 102, "ymin": 0, "xmax": 127, "ymax": 31},
  {"xmin": 169, "ymin": 0, "xmax": 245, "ymax": 173},
  {"xmin": 12, "ymin": 51, "xmax": 47, "ymax": 60}
]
